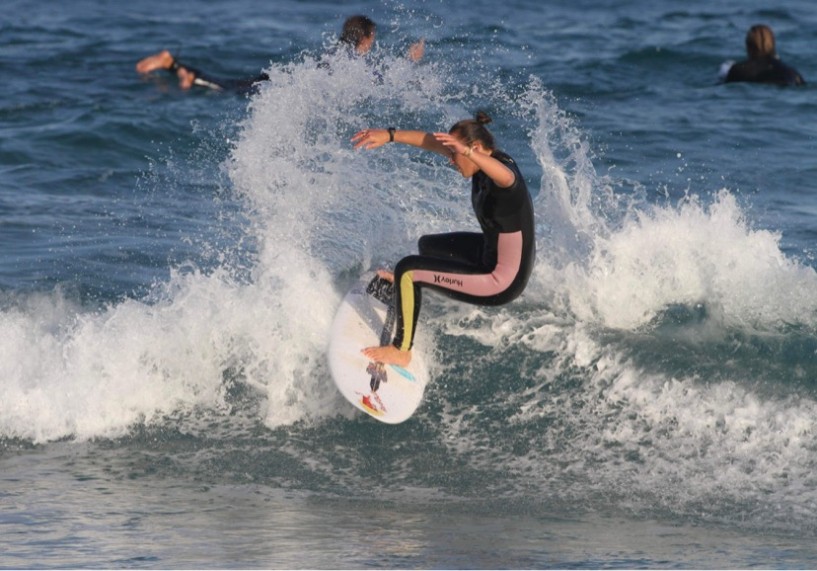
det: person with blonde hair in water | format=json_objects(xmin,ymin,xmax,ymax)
[
  {"xmin": 136, "ymin": 15, "xmax": 423, "ymax": 93},
  {"xmin": 351, "ymin": 112, "xmax": 535, "ymax": 367},
  {"xmin": 723, "ymin": 24, "xmax": 805, "ymax": 86}
]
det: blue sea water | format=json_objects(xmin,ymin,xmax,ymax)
[{"xmin": 3, "ymin": 0, "xmax": 817, "ymax": 568}]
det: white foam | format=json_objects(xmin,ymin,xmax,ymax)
[
  {"xmin": 7, "ymin": 44, "xmax": 817, "ymax": 470},
  {"xmin": 419, "ymin": 80, "xmax": 817, "ymax": 524},
  {"xmin": 563, "ymin": 190, "xmax": 817, "ymax": 330},
  {"xmin": 1, "ymin": 51, "xmax": 457, "ymax": 442},
  {"xmin": 0, "ymin": 264, "xmax": 343, "ymax": 443}
]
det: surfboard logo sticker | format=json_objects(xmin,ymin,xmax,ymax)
[
  {"xmin": 360, "ymin": 393, "xmax": 386, "ymax": 416},
  {"xmin": 367, "ymin": 361, "xmax": 388, "ymax": 392},
  {"xmin": 359, "ymin": 362, "xmax": 389, "ymax": 415},
  {"xmin": 388, "ymin": 365, "xmax": 416, "ymax": 382}
]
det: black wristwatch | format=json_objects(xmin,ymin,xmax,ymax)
[{"xmin": 387, "ymin": 127, "xmax": 396, "ymax": 142}]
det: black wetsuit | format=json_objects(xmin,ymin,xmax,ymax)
[
  {"xmin": 725, "ymin": 56, "xmax": 805, "ymax": 86},
  {"xmin": 389, "ymin": 151, "xmax": 536, "ymax": 352},
  {"xmin": 171, "ymin": 61, "xmax": 269, "ymax": 94}
]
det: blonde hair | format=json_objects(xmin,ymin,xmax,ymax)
[{"xmin": 746, "ymin": 24, "xmax": 776, "ymax": 59}]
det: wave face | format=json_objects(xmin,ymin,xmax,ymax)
[{"xmin": 4, "ymin": 24, "xmax": 817, "ymax": 538}]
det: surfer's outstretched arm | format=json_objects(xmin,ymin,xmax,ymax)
[{"xmin": 351, "ymin": 128, "xmax": 449, "ymax": 156}]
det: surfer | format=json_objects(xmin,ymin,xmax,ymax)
[
  {"xmin": 722, "ymin": 24, "xmax": 805, "ymax": 86},
  {"xmin": 135, "ymin": 49, "xmax": 270, "ymax": 94},
  {"xmin": 136, "ymin": 15, "xmax": 424, "ymax": 93},
  {"xmin": 351, "ymin": 112, "xmax": 536, "ymax": 367},
  {"xmin": 328, "ymin": 15, "xmax": 424, "ymax": 62}
]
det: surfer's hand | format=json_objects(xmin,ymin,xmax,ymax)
[
  {"xmin": 433, "ymin": 132, "xmax": 469, "ymax": 156},
  {"xmin": 352, "ymin": 129, "xmax": 389, "ymax": 150},
  {"xmin": 408, "ymin": 38, "xmax": 425, "ymax": 62}
]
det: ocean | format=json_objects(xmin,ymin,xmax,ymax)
[{"xmin": 3, "ymin": 0, "xmax": 817, "ymax": 568}]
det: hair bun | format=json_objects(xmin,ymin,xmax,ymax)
[{"xmin": 474, "ymin": 110, "xmax": 492, "ymax": 125}]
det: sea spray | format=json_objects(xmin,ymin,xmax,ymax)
[{"xmin": 5, "ymin": 37, "xmax": 817, "ymax": 536}]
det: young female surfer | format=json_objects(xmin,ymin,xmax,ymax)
[{"xmin": 351, "ymin": 112, "xmax": 536, "ymax": 367}]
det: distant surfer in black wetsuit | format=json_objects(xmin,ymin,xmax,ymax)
[
  {"xmin": 135, "ymin": 15, "xmax": 424, "ymax": 93},
  {"xmin": 136, "ymin": 49, "xmax": 270, "ymax": 94},
  {"xmin": 351, "ymin": 112, "xmax": 536, "ymax": 367},
  {"xmin": 722, "ymin": 24, "xmax": 805, "ymax": 86}
]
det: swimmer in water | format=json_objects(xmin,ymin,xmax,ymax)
[
  {"xmin": 136, "ymin": 15, "xmax": 423, "ymax": 93},
  {"xmin": 722, "ymin": 24, "xmax": 805, "ymax": 86}
]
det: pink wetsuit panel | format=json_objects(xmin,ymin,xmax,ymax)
[{"xmin": 411, "ymin": 231, "xmax": 523, "ymax": 296}]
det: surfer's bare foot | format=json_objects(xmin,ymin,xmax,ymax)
[
  {"xmin": 376, "ymin": 269, "xmax": 394, "ymax": 283},
  {"xmin": 362, "ymin": 344, "xmax": 411, "ymax": 367},
  {"xmin": 136, "ymin": 50, "xmax": 175, "ymax": 74}
]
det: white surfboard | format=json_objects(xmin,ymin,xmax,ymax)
[{"xmin": 328, "ymin": 273, "xmax": 429, "ymax": 423}]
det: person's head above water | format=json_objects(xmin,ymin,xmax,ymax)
[
  {"xmin": 445, "ymin": 111, "xmax": 500, "ymax": 178},
  {"xmin": 340, "ymin": 15, "xmax": 376, "ymax": 55},
  {"xmin": 449, "ymin": 111, "xmax": 497, "ymax": 151},
  {"xmin": 721, "ymin": 23, "xmax": 804, "ymax": 86},
  {"xmin": 745, "ymin": 24, "xmax": 777, "ymax": 59}
]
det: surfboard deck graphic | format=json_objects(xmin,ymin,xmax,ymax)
[{"xmin": 328, "ymin": 273, "xmax": 429, "ymax": 424}]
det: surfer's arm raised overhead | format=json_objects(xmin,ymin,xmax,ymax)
[{"xmin": 351, "ymin": 127, "xmax": 515, "ymax": 188}]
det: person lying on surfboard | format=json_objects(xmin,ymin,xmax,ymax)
[
  {"xmin": 135, "ymin": 15, "xmax": 424, "ymax": 93},
  {"xmin": 351, "ymin": 112, "xmax": 536, "ymax": 367}
]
